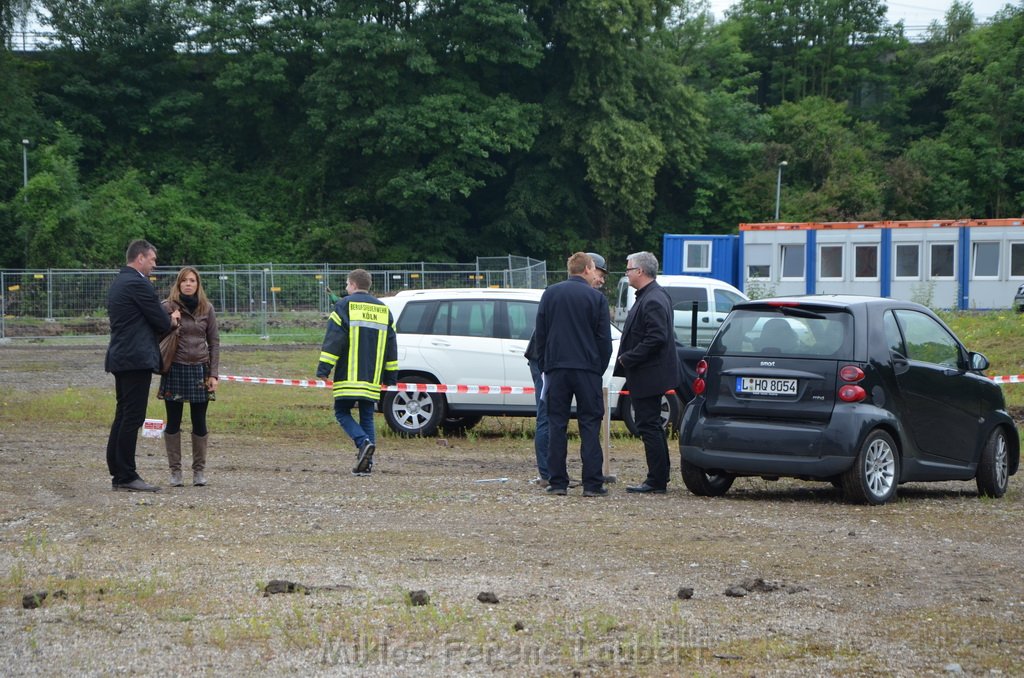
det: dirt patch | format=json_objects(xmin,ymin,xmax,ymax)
[{"xmin": 1, "ymin": 343, "xmax": 1022, "ymax": 676}]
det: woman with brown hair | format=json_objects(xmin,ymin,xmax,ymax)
[{"xmin": 159, "ymin": 266, "xmax": 220, "ymax": 487}]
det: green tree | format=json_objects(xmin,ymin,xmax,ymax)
[
  {"xmin": 728, "ymin": 0, "xmax": 903, "ymax": 112},
  {"xmin": 662, "ymin": 10, "xmax": 768, "ymax": 233},
  {"xmin": 15, "ymin": 125, "xmax": 87, "ymax": 268},
  {"xmin": 38, "ymin": 0, "xmax": 200, "ymax": 171},
  {"xmin": 899, "ymin": 4, "xmax": 1024, "ymax": 219},
  {"xmin": 766, "ymin": 96, "xmax": 886, "ymax": 221},
  {"xmin": 521, "ymin": 0, "xmax": 707, "ymax": 257}
]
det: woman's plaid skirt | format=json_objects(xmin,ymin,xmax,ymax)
[{"xmin": 158, "ymin": 363, "xmax": 215, "ymax": 403}]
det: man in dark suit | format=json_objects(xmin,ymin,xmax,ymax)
[
  {"xmin": 615, "ymin": 251, "xmax": 679, "ymax": 494},
  {"xmin": 105, "ymin": 239, "xmax": 180, "ymax": 492},
  {"xmin": 533, "ymin": 252, "xmax": 613, "ymax": 497}
]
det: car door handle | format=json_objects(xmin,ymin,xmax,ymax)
[
  {"xmin": 892, "ymin": 356, "xmax": 910, "ymax": 375},
  {"xmin": 429, "ymin": 339, "xmax": 452, "ymax": 347}
]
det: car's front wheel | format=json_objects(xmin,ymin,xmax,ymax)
[
  {"xmin": 680, "ymin": 459, "xmax": 734, "ymax": 497},
  {"xmin": 842, "ymin": 430, "xmax": 899, "ymax": 505},
  {"xmin": 976, "ymin": 427, "xmax": 1010, "ymax": 498},
  {"xmin": 382, "ymin": 376, "xmax": 447, "ymax": 437}
]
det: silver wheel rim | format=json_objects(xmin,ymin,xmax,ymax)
[
  {"xmin": 629, "ymin": 396, "xmax": 673, "ymax": 430},
  {"xmin": 393, "ymin": 391, "xmax": 435, "ymax": 432},
  {"xmin": 864, "ymin": 438, "xmax": 896, "ymax": 498},
  {"xmin": 995, "ymin": 434, "xmax": 1009, "ymax": 489}
]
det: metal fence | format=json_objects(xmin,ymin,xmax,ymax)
[{"xmin": 0, "ymin": 256, "xmax": 548, "ymax": 340}]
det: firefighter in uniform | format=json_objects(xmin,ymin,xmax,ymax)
[{"xmin": 316, "ymin": 268, "xmax": 398, "ymax": 475}]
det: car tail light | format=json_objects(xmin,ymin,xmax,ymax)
[
  {"xmin": 693, "ymin": 359, "xmax": 708, "ymax": 395},
  {"xmin": 839, "ymin": 365, "xmax": 864, "ymax": 382},
  {"xmin": 838, "ymin": 364, "xmax": 866, "ymax": 402},
  {"xmin": 838, "ymin": 384, "xmax": 866, "ymax": 402}
]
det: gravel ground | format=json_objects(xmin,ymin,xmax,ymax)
[{"xmin": 1, "ymin": 344, "xmax": 1023, "ymax": 676}]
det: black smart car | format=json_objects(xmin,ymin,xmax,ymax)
[{"xmin": 678, "ymin": 295, "xmax": 1019, "ymax": 504}]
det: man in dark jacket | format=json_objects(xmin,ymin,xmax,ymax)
[
  {"xmin": 533, "ymin": 252, "xmax": 613, "ymax": 496},
  {"xmin": 525, "ymin": 252, "xmax": 609, "ymax": 487},
  {"xmin": 105, "ymin": 239, "xmax": 179, "ymax": 492},
  {"xmin": 615, "ymin": 251, "xmax": 679, "ymax": 494}
]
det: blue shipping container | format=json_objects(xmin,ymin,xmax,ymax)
[{"xmin": 661, "ymin": 234, "xmax": 740, "ymax": 288}]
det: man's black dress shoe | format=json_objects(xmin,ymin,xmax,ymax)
[
  {"xmin": 546, "ymin": 485, "xmax": 567, "ymax": 496},
  {"xmin": 626, "ymin": 483, "xmax": 666, "ymax": 494}
]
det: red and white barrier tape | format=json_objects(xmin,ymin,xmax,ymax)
[
  {"xmin": 990, "ymin": 374, "xmax": 1024, "ymax": 384},
  {"xmin": 218, "ymin": 375, "xmax": 536, "ymax": 393}
]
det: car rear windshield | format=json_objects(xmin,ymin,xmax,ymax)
[{"xmin": 710, "ymin": 308, "xmax": 853, "ymax": 358}]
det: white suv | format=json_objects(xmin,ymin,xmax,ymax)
[{"xmin": 380, "ymin": 288, "xmax": 679, "ymax": 437}]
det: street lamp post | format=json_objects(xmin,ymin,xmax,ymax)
[
  {"xmin": 22, "ymin": 139, "xmax": 30, "ymax": 265},
  {"xmin": 774, "ymin": 160, "xmax": 787, "ymax": 221},
  {"xmin": 22, "ymin": 139, "xmax": 30, "ymax": 200}
]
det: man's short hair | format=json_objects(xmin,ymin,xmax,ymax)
[
  {"xmin": 627, "ymin": 251, "xmax": 659, "ymax": 278},
  {"xmin": 348, "ymin": 268, "xmax": 372, "ymax": 291},
  {"xmin": 125, "ymin": 239, "xmax": 156, "ymax": 264},
  {"xmin": 567, "ymin": 252, "xmax": 592, "ymax": 275}
]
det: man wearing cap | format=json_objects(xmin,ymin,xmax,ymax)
[
  {"xmin": 586, "ymin": 252, "xmax": 609, "ymax": 288},
  {"xmin": 532, "ymin": 252, "xmax": 612, "ymax": 497},
  {"xmin": 526, "ymin": 252, "xmax": 609, "ymax": 487},
  {"xmin": 615, "ymin": 251, "xmax": 679, "ymax": 495}
]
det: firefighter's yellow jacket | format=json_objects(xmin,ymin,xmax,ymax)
[{"xmin": 316, "ymin": 291, "xmax": 398, "ymax": 401}]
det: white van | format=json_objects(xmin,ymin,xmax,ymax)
[{"xmin": 613, "ymin": 274, "xmax": 748, "ymax": 346}]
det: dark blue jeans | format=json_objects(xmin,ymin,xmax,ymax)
[
  {"xmin": 545, "ymin": 369, "xmax": 604, "ymax": 491},
  {"xmin": 529, "ymin": 361, "xmax": 549, "ymax": 479},
  {"xmin": 106, "ymin": 369, "xmax": 153, "ymax": 485},
  {"xmin": 334, "ymin": 398, "xmax": 376, "ymax": 449}
]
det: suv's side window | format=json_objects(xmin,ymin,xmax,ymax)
[
  {"xmin": 506, "ymin": 300, "xmax": 538, "ymax": 340},
  {"xmin": 396, "ymin": 301, "xmax": 435, "ymax": 334},
  {"xmin": 440, "ymin": 300, "xmax": 496, "ymax": 338},
  {"xmin": 893, "ymin": 309, "xmax": 960, "ymax": 367}
]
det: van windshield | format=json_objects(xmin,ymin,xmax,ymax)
[{"xmin": 709, "ymin": 309, "xmax": 853, "ymax": 358}]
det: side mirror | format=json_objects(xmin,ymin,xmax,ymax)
[{"xmin": 969, "ymin": 352, "xmax": 990, "ymax": 371}]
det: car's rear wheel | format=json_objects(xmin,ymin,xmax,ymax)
[
  {"xmin": 680, "ymin": 459, "xmax": 734, "ymax": 497},
  {"xmin": 382, "ymin": 376, "xmax": 447, "ymax": 437},
  {"xmin": 440, "ymin": 415, "xmax": 483, "ymax": 436},
  {"xmin": 976, "ymin": 427, "xmax": 1010, "ymax": 498},
  {"xmin": 621, "ymin": 394, "xmax": 681, "ymax": 436},
  {"xmin": 842, "ymin": 430, "xmax": 899, "ymax": 505}
]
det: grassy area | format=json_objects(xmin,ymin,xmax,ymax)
[{"xmin": 940, "ymin": 310, "xmax": 1024, "ymax": 409}]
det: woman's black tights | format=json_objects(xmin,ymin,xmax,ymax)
[{"xmin": 164, "ymin": 400, "xmax": 209, "ymax": 436}]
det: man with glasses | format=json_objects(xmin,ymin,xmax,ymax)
[{"xmin": 615, "ymin": 251, "xmax": 679, "ymax": 495}]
